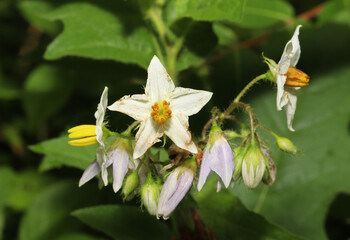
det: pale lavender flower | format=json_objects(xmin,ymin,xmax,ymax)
[
  {"xmin": 197, "ymin": 130, "xmax": 234, "ymax": 191},
  {"xmin": 157, "ymin": 160, "xmax": 196, "ymax": 220},
  {"xmin": 79, "ymin": 140, "xmax": 134, "ymax": 192}
]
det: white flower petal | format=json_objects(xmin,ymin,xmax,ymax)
[
  {"xmin": 278, "ymin": 25, "xmax": 302, "ymax": 75},
  {"xmin": 170, "ymin": 87, "xmax": 213, "ymax": 116},
  {"xmin": 133, "ymin": 117, "xmax": 163, "ymax": 159},
  {"xmin": 197, "ymin": 145, "xmax": 212, "ymax": 191},
  {"xmin": 111, "ymin": 148, "xmax": 130, "ymax": 193},
  {"xmin": 94, "ymin": 87, "xmax": 108, "ymax": 127},
  {"xmin": 145, "ymin": 56, "xmax": 175, "ymax": 103},
  {"xmin": 96, "ymin": 145, "xmax": 108, "ymax": 186},
  {"xmin": 284, "ymin": 88, "xmax": 298, "ymax": 132},
  {"xmin": 276, "ymin": 74, "xmax": 287, "ymax": 110},
  {"xmin": 79, "ymin": 160, "xmax": 100, "ymax": 187},
  {"xmin": 164, "ymin": 114, "xmax": 197, "ymax": 154},
  {"xmin": 107, "ymin": 94, "xmax": 150, "ymax": 121},
  {"xmin": 209, "ymin": 137, "xmax": 234, "ymax": 188}
]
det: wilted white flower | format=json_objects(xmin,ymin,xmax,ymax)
[
  {"xmin": 108, "ymin": 56, "xmax": 212, "ymax": 159},
  {"xmin": 68, "ymin": 87, "xmax": 109, "ymax": 185},
  {"xmin": 265, "ymin": 25, "xmax": 309, "ymax": 131}
]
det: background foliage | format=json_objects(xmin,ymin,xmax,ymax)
[{"xmin": 1, "ymin": 0, "xmax": 349, "ymax": 239}]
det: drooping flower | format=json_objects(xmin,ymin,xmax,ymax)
[
  {"xmin": 68, "ymin": 87, "xmax": 109, "ymax": 185},
  {"xmin": 78, "ymin": 137, "xmax": 135, "ymax": 193},
  {"xmin": 264, "ymin": 25, "xmax": 310, "ymax": 131},
  {"xmin": 108, "ymin": 56, "xmax": 213, "ymax": 159},
  {"xmin": 157, "ymin": 158, "xmax": 196, "ymax": 220},
  {"xmin": 197, "ymin": 126, "xmax": 234, "ymax": 191}
]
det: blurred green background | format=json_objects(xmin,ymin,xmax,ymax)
[{"xmin": 0, "ymin": 0, "xmax": 349, "ymax": 239}]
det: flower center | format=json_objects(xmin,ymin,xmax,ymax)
[
  {"xmin": 284, "ymin": 67, "xmax": 310, "ymax": 87},
  {"xmin": 151, "ymin": 100, "xmax": 172, "ymax": 124}
]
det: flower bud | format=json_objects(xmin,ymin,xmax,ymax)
[
  {"xmin": 157, "ymin": 158, "xmax": 196, "ymax": 220},
  {"xmin": 224, "ymin": 130, "xmax": 239, "ymax": 139},
  {"xmin": 233, "ymin": 146, "xmax": 248, "ymax": 180},
  {"xmin": 141, "ymin": 174, "xmax": 161, "ymax": 215},
  {"xmin": 275, "ymin": 135, "xmax": 298, "ymax": 154},
  {"xmin": 242, "ymin": 144, "xmax": 266, "ymax": 189},
  {"xmin": 122, "ymin": 171, "xmax": 139, "ymax": 200},
  {"xmin": 261, "ymin": 147, "xmax": 277, "ymax": 186}
]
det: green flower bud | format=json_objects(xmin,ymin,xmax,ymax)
[
  {"xmin": 122, "ymin": 171, "xmax": 139, "ymax": 200},
  {"xmin": 275, "ymin": 136, "xmax": 298, "ymax": 154},
  {"xmin": 224, "ymin": 130, "xmax": 240, "ymax": 139},
  {"xmin": 141, "ymin": 174, "xmax": 161, "ymax": 215},
  {"xmin": 242, "ymin": 144, "xmax": 266, "ymax": 189},
  {"xmin": 233, "ymin": 146, "xmax": 248, "ymax": 180}
]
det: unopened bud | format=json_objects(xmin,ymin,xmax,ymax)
[
  {"xmin": 233, "ymin": 146, "xmax": 248, "ymax": 180},
  {"xmin": 284, "ymin": 67, "xmax": 310, "ymax": 87},
  {"xmin": 122, "ymin": 171, "xmax": 139, "ymax": 200},
  {"xmin": 141, "ymin": 174, "xmax": 161, "ymax": 215},
  {"xmin": 224, "ymin": 130, "xmax": 239, "ymax": 139},
  {"xmin": 275, "ymin": 136, "xmax": 298, "ymax": 154},
  {"xmin": 242, "ymin": 144, "xmax": 266, "ymax": 189},
  {"xmin": 261, "ymin": 147, "xmax": 277, "ymax": 186}
]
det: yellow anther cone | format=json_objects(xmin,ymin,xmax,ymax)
[{"xmin": 68, "ymin": 136, "xmax": 98, "ymax": 146}]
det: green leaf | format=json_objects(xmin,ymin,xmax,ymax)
[
  {"xmin": 193, "ymin": 180, "xmax": 304, "ymax": 240},
  {"xmin": 318, "ymin": 0, "xmax": 350, "ymax": 27},
  {"xmin": 19, "ymin": 181, "xmax": 104, "ymax": 240},
  {"xmin": 233, "ymin": 66, "xmax": 350, "ymax": 240},
  {"xmin": 165, "ymin": 0, "xmax": 245, "ymax": 23},
  {"xmin": 18, "ymin": 1, "xmax": 60, "ymax": 35},
  {"xmin": 53, "ymin": 233, "xmax": 107, "ymax": 240},
  {"xmin": 30, "ymin": 136, "xmax": 96, "ymax": 170},
  {"xmin": 72, "ymin": 205, "xmax": 172, "ymax": 240},
  {"xmin": 235, "ymin": 0, "xmax": 294, "ymax": 28},
  {"xmin": 0, "ymin": 208, "xmax": 4, "ymax": 240},
  {"xmin": 23, "ymin": 64, "xmax": 75, "ymax": 127},
  {"xmin": 166, "ymin": 0, "xmax": 293, "ymax": 28},
  {"xmin": 0, "ymin": 167, "xmax": 16, "ymax": 207},
  {"xmin": 6, "ymin": 170, "xmax": 54, "ymax": 211},
  {"xmin": 44, "ymin": 2, "xmax": 155, "ymax": 68}
]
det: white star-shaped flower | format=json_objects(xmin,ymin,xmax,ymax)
[{"xmin": 108, "ymin": 56, "xmax": 213, "ymax": 159}]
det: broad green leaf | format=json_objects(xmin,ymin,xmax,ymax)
[
  {"xmin": 38, "ymin": 155, "xmax": 64, "ymax": 172},
  {"xmin": 30, "ymin": 136, "xmax": 96, "ymax": 170},
  {"xmin": 23, "ymin": 64, "xmax": 75, "ymax": 127},
  {"xmin": 233, "ymin": 67, "xmax": 350, "ymax": 240},
  {"xmin": 165, "ymin": 0, "xmax": 245, "ymax": 23},
  {"xmin": 53, "ymin": 233, "xmax": 107, "ymax": 240},
  {"xmin": 6, "ymin": 170, "xmax": 53, "ymax": 211},
  {"xmin": 18, "ymin": 1, "xmax": 60, "ymax": 35},
  {"xmin": 166, "ymin": 0, "xmax": 293, "ymax": 28},
  {"xmin": 193, "ymin": 181, "xmax": 304, "ymax": 240},
  {"xmin": 44, "ymin": 2, "xmax": 155, "ymax": 68},
  {"xmin": 0, "ymin": 167, "xmax": 16, "ymax": 207},
  {"xmin": 72, "ymin": 205, "xmax": 171, "ymax": 240},
  {"xmin": 19, "ymin": 181, "xmax": 104, "ymax": 240},
  {"xmin": 236, "ymin": 0, "xmax": 294, "ymax": 28},
  {"xmin": 318, "ymin": 0, "xmax": 350, "ymax": 27}
]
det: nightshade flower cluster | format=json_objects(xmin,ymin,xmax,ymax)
[{"xmin": 67, "ymin": 25, "xmax": 307, "ymax": 220}]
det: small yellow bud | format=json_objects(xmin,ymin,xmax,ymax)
[{"xmin": 284, "ymin": 67, "xmax": 310, "ymax": 87}]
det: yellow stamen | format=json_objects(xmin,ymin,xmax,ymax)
[
  {"xmin": 284, "ymin": 67, "xmax": 310, "ymax": 87},
  {"xmin": 68, "ymin": 127, "xmax": 96, "ymax": 139},
  {"xmin": 68, "ymin": 124, "xmax": 96, "ymax": 133},
  {"xmin": 151, "ymin": 100, "xmax": 172, "ymax": 124},
  {"xmin": 68, "ymin": 136, "xmax": 98, "ymax": 146}
]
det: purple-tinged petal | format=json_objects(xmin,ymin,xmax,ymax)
[
  {"xmin": 209, "ymin": 137, "xmax": 234, "ymax": 188},
  {"xmin": 157, "ymin": 168, "xmax": 194, "ymax": 220},
  {"xmin": 79, "ymin": 160, "xmax": 100, "ymax": 187},
  {"xmin": 197, "ymin": 145, "xmax": 211, "ymax": 191},
  {"xmin": 111, "ymin": 148, "xmax": 130, "ymax": 193}
]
